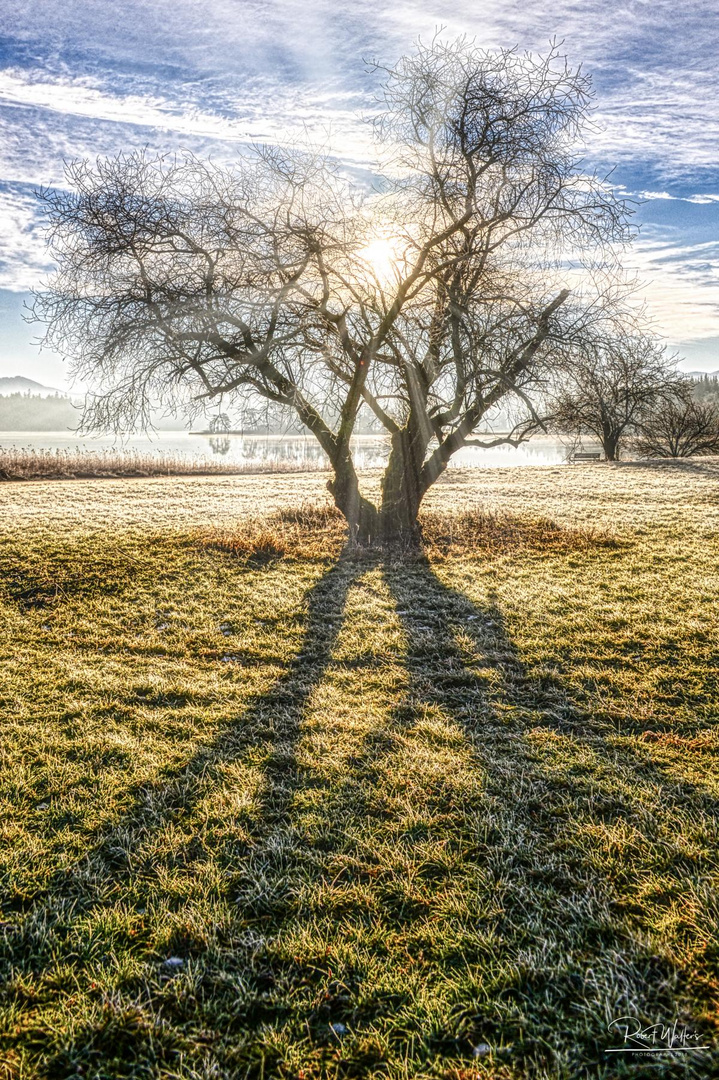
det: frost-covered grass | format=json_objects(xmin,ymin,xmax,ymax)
[{"xmin": 0, "ymin": 461, "xmax": 717, "ymax": 1078}]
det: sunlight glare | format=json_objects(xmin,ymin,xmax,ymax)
[{"xmin": 357, "ymin": 235, "xmax": 403, "ymax": 286}]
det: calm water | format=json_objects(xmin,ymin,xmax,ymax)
[{"xmin": 0, "ymin": 431, "xmax": 575, "ymax": 469}]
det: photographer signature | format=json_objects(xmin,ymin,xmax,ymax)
[{"xmin": 607, "ymin": 1016, "xmax": 709, "ymax": 1054}]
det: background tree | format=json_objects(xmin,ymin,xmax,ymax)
[
  {"xmin": 692, "ymin": 372, "xmax": 719, "ymax": 406},
  {"xmin": 35, "ymin": 37, "xmax": 630, "ymax": 545},
  {"xmin": 633, "ymin": 385, "xmax": 719, "ymax": 458},
  {"xmin": 548, "ymin": 330, "xmax": 678, "ymax": 460},
  {"xmin": 208, "ymin": 413, "xmax": 232, "ymax": 435}
]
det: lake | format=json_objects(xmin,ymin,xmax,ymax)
[{"xmin": 0, "ymin": 431, "xmax": 578, "ymax": 469}]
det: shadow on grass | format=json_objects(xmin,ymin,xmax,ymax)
[
  {"xmin": 167, "ymin": 551, "xmax": 714, "ymax": 1078},
  {"xmin": 2, "ymin": 548, "xmax": 716, "ymax": 1079},
  {"xmin": 378, "ymin": 555, "xmax": 717, "ymax": 1078},
  {"xmin": 616, "ymin": 458, "xmax": 719, "ymax": 479},
  {"xmin": 0, "ymin": 549, "xmax": 384, "ymax": 1076},
  {"xmin": 0, "ymin": 548, "xmax": 368, "ymax": 952}
]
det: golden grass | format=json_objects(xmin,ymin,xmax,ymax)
[
  {"xmin": 193, "ymin": 504, "xmax": 348, "ymax": 563},
  {"xmin": 191, "ymin": 503, "xmax": 621, "ymax": 566},
  {"xmin": 420, "ymin": 507, "xmax": 621, "ymax": 555},
  {"xmin": 0, "ymin": 461, "xmax": 717, "ymax": 1078}
]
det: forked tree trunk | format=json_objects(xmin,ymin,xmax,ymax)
[{"xmin": 329, "ymin": 432, "xmax": 431, "ymax": 549}]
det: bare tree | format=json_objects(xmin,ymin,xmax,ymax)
[
  {"xmin": 548, "ymin": 331, "xmax": 678, "ymax": 461},
  {"xmin": 34, "ymin": 37, "xmax": 630, "ymax": 545},
  {"xmin": 633, "ymin": 385, "xmax": 719, "ymax": 458}
]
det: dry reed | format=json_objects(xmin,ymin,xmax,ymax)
[
  {"xmin": 0, "ymin": 446, "xmax": 331, "ymax": 481},
  {"xmin": 420, "ymin": 507, "xmax": 621, "ymax": 554}
]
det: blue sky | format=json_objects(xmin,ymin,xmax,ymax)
[{"xmin": 1, "ymin": 0, "xmax": 718, "ymax": 389}]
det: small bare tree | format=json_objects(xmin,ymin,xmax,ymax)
[
  {"xmin": 34, "ymin": 37, "xmax": 630, "ymax": 545},
  {"xmin": 634, "ymin": 385, "xmax": 719, "ymax": 458},
  {"xmin": 548, "ymin": 331, "xmax": 678, "ymax": 461}
]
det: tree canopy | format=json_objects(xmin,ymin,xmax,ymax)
[
  {"xmin": 35, "ymin": 37, "xmax": 632, "ymax": 544},
  {"xmin": 634, "ymin": 385, "xmax": 719, "ymax": 458}
]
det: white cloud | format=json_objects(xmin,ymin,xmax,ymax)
[
  {"xmin": 591, "ymin": 68, "xmax": 719, "ymax": 180},
  {"xmin": 629, "ymin": 233, "xmax": 719, "ymax": 343},
  {"xmin": 0, "ymin": 67, "xmax": 381, "ymax": 194},
  {"xmin": 1, "ymin": 0, "xmax": 719, "ymax": 340},
  {"xmin": 0, "ymin": 70, "xmax": 233, "ymax": 138},
  {"xmin": 0, "ymin": 68, "xmax": 371, "ymax": 152},
  {"xmin": 0, "ymin": 189, "xmax": 52, "ymax": 291},
  {"xmin": 3, "ymin": 1, "xmax": 719, "ymax": 184},
  {"xmin": 617, "ymin": 189, "xmax": 719, "ymax": 206}
]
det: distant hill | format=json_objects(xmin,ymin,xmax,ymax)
[
  {"xmin": 0, "ymin": 376, "xmax": 64, "ymax": 396},
  {"xmin": 685, "ymin": 370, "xmax": 719, "ymax": 380},
  {"xmin": 0, "ymin": 375, "xmax": 190, "ymax": 432}
]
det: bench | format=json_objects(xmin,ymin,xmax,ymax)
[{"xmin": 572, "ymin": 451, "xmax": 602, "ymax": 462}]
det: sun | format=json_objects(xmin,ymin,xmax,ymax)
[{"xmin": 356, "ymin": 235, "xmax": 403, "ymax": 286}]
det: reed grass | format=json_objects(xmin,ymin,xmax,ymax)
[
  {"xmin": 0, "ymin": 445, "xmax": 331, "ymax": 481},
  {"xmin": 192, "ymin": 504, "xmax": 621, "ymax": 565}
]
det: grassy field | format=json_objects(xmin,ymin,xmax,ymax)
[{"xmin": 0, "ymin": 461, "xmax": 717, "ymax": 1079}]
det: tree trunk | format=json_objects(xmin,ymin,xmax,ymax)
[
  {"xmin": 601, "ymin": 425, "xmax": 620, "ymax": 461},
  {"xmin": 329, "ymin": 430, "xmax": 431, "ymax": 550},
  {"xmin": 377, "ymin": 429, "xmax": 426, "ymax": 548},
  {"xmin": 327, "ymin": 451, "xmax": 378, "ymax": 546}
]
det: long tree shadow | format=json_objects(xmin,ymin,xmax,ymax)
[
  {"xmin": 3, "ymin": 549, "xmax": 716, "ymax": 1078},
  {"xmin": 385, "ymin": 553, "xmax": 719, "ymax": 805},
  {"xmin": 379, "ymin": 554, "xmax": 717, "ymax": 1077},
  {"xmin": 153, "ymin": 548, "xmax": 716, "ymax": 1077},
  {"xmin": 0, "ymin": 550, "xmax": 370, "ymax": 974}
]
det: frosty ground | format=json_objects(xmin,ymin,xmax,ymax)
[{"xmin": 0, "ymin": 462, "xmax": 717, "ymax": 1078}]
